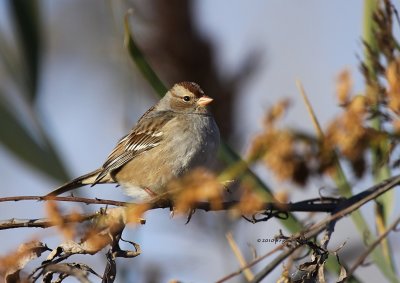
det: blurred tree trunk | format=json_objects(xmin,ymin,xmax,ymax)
[{"xmin": 130, "ymin": 0, "xmax": 255, "ymax": 141}]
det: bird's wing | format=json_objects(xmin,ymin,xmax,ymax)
[{"xmin": 93, "ymin": 110, "xmax": 176, "ymax": 184}]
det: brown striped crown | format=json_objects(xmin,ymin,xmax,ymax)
[{"xmin": 177, "ymin": 82, "xmax": 205, "ymax": 98}]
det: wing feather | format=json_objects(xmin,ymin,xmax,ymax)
[{"xmin": 93, "ymin": 111, "xmax": 175, "ymax": 184}]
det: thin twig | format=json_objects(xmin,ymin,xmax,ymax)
[
  {"xmin": 0, "ymin": 213, "xmax": 97, "ymax": 230},
  {"xmin": 215, "ymin": 241, "xmax": 290, "ymax": 283},
  {"xmin": 248, "ymin": 244, "xmax": 302, "ymax": 283},
  {"xmin": 296, "ymin": 80, "xmax": 324, "ymax": 139},
  {"xmin": 320, "ymin": 219, "xmax": 337, "ymax": 250},
  {"xmin": 347, "ymin": 214, "xmax": 400, "ymax": 276},
  {"xmin": 226, "ymin": 232, "xmax": 254, "ymax": 281},
  {"xmin": 0, "ymin": 195, "xmax": 127, "ymax": 206}
]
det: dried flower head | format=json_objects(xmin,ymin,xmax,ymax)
[
  {"xmin": 168, "ymin": 168, "xmax": 223, "ymax": 213},
  {"xmin": 231, "ymin": 184, "xmax": 266, "ymax": 216},
  {"xmin": 264, "ymin": 99, "xmax": 291, "ymax": 127},
  {"xmin": 386, "ymin": 58, "xmax": 400, "ymax": 114},
  {"xmin": 336, "ymin": 69, "xmax": 353, "ymax": 105},
  {"xmin": 45, "ymin": 201, "xmax": 82, "ymax": 240},
  {"xmin": 0, "ymin": 241, "xmax": 48, "ymax": 281}
]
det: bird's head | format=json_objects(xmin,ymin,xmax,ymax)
[{"xmin": 160, "ymin": 82, "xmax": 213, "ymax": 114}]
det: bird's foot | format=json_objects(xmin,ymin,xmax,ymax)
[{"xmin": 185, "ymin": 209, "xmax": 196, "ymax": 224}]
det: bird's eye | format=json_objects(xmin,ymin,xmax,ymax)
[{"xmin": 183, "ymin": 96, "xmax": 191, "ymax": 102}]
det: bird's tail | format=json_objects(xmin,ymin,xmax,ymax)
[{"xmin": 44, "ymin": 168, "xmax": 107, "ymax": 197}]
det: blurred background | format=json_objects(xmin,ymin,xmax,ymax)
[{"xmin": 1, "ymin": 0, "xmax": 399, "ymax": 282}]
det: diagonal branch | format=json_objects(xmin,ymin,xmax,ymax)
[
  {"xmin": 215, "ymin": 174, "xmax": 400, "ymax": 283},
  {"xmin": 347, "ymin": 214, "xmax": 400, "ymax": 276}
]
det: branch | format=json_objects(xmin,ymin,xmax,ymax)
[
  {"xmin": 0, "ymin": 213, "xmax": 97, "ymax": 230},
  {"xmin": 303, "ymin": 174, "xmax": 400, "ymax": 240},
  {"xmin": 0, "ymin": 197, "xmax": 339, "ymax": 231},
  {"xmin": 0, "ymin": 195, "xmax": 340, "ymax": 212},
  {"xmin": 1, "ymin": 174, "xmax": 399, "ymax": 232},
  {"xmin": 216, "ymin": 174, "xmax": 400, "ymax": 283},
  {"xmin": 347, "ymin": 214, "xmax": 400, "ymax": 276},
  {"xmin": 0, "ymin": 195, "xmax": 127, "ymax": 206}
]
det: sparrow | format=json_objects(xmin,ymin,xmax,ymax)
[{"xmin": 45, "ymin": 82, "xmax": 220, "ymax": 202}]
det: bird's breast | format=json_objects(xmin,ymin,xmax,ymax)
[{"xmin": 164, "ymin": 115, "xmax": 220, "ymax": 174}]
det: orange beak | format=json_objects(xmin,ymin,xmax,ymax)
[{"xmin": 197, "ymin": 96, "xmax": 213, "ymax": 107}]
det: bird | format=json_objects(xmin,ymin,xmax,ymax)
[{"xmin": 45, "ymin": 82, "xmax": 220, "ymax": 202}]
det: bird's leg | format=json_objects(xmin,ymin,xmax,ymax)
[{"xmin": 143, "ymin": 187, "xmax": 158, "ymax": 197}]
